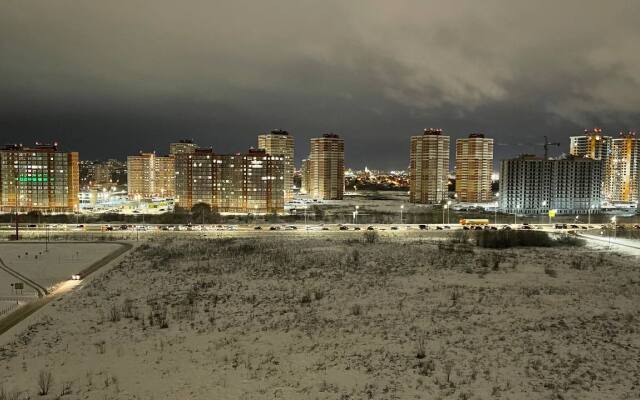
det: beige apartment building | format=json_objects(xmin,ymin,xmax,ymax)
[
  {"xmin": 174, "ymin": 148, "xmax": 285, "ymax": 213},
  {"xmin": 0, "ymin": 143, "xmax": 79, "ymax": 212},
  {"xmin": 308, "ymin": 134, "xmax": 344, "ymax": 200},
  {"xmin": 608, "ymin": 132, "xmax": 639, "ymax": 204},
  {"xmin": 127, "ymin": 152, "xmax": 175, "ymax": 198},
  {"xmin": 409, "ymin": 128, "xmax": 450, "ymax": 204},
  {"xmin": 257, "ymin": 129, "xmax": 294, "ymax": 201},
  {"xmin": 169, "ymin": 139, "xmax": 198, "ymax": 156},
  {"xmin": 455, "ymin": 134, "xmax": 493, "ymax": 203}
]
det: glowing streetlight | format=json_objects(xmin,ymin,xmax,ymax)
[
  {"xmin": 446, "ymin": 200, "xmax": 452, "ymax": 224},
  {"xmin": 400, "ymin": 205, "xmax": 404, "ymax": 224}
]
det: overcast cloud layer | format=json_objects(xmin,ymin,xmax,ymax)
[{"xmin": 2, "ymin": 0, "xmax": 640, "ymax": 169}]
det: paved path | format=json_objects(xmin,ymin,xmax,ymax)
[{"xmin": 0, "ymin": 257, "xmax": 48, "ymax": 297}]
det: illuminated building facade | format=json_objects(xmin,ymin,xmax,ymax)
[
  {"xmin": 127, "ymin": 152, "xmax": 175, "ymax": 198},
  {"xmin": 300, "ymin": 159, "xmax": 310, "ymax": 194},
  {"xmin": 410, "ymin": 128, "xmax": 450, "ymax": 204},
  {"xmin": 608, "ymin": 132, "xmax": 639, "ymax": 204},
  {"xmin": 258, "ymin": 129, "xmax": 294, "ymax": 201},
  {"xmin": 0, "ymin": 143, "xmax": 79, "ymax": 212},
  {"xmin": 455, "ymin": 134, "xmax": 493, "ymax": 202},
  {"xmin": 499, "ymin": 155, "xmax": 602, "ymax": 214},
  {"xmin": 308, "ymin": 134, "xmax": 344, "ymax": 200},
  {"xmin": 569, "ymin": 128, "xmax": 611, "ymax": 161},
  {"xmin": 175, "ymin": 148, "xmax": 284, "ymax": 213},
  {"xmin": 169, "ymin": 139, "xmax": 198, "ymax": 155}
]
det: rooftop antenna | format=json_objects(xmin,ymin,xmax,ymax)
[{"xmin": 543, "ymin": 136, "xmax": 560, "ymax": 159}]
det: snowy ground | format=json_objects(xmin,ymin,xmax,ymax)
[
  {"xmin": 1, "ymin": 234, "xmax": 639, "ymax": 399},
  {"xmin": 0, "ymin": 243, "xmax": 123, "ymax": 292}
]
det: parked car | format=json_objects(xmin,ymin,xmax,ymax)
[{"xmin": 418, "ymin": 224, "xmax": 428, "ymax": 230}]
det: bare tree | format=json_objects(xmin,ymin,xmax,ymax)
[{"xmin": 37, "ymin": 369, "xmax": 53, "ymax": 396}]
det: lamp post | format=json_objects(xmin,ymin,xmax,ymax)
[
  {"xmin": 514, "ymin": 203, "xmax": 520, "ymax": 225},
  {"xmin": 588, "ymin": 204, "xmax": 595, "ymax": 226},
  {"xmin": 609, "ymin": 216, "xmax": 616, "ymax": 249},
  {"xmin": 447, "ymin": 200, "xmax": 451, "ymax": 225},
  {"xmin": 542, "ymin": 200, "xmax": 548, "ymax": 225},
  {"xmin": 495, "ymin": 192, "xmax": 500, "ymax": 225},
  {"xmin": 442, "ymin": 204, "xmax": 447, "ymax": 225},
  {"xmin": 354, "ymin": 205, "xmax": 359, "ymax": 225},
  {"xmin": 400, "ymin": 205, "xmax": 404, "ymax": 224}
]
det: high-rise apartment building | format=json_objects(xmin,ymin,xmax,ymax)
[
  {"xmin": 455, "ymin": 134, "xmax": 493, "ymax": 203},
  {"xmin": 127, "ymin": 152, "xmax": 175, "ymax": 198},
  {"xmin": 608, "ymin": 132, "xmax": 639, "ymax": 204},
  {"xmin": 569, "ymin": 128, "xmax": 611, "ymax": 161},
  {"xmin": 258, "ymin": 129, "xmax": 294, "ymax": 201},
  {"xmin": 175, "ymin": 148, "xmax": 284, "ymax": 213},
  {"xmin": 499, "ymin": 155, "xmax": 602, "ymax": 214},
  {"xmin": 410, "ymin": 128, "xmax": 450, "ymax": 204},
  {"xmin": 308, "ymin": 134, "xmax": 345, "ymax": 200},
  {"xmin": 170, "ymin": 139, "xmax": 198, "ymax": 155},
  {"xmin": 0, "ymin": 143, "xmax": 79, "ymax": 212}
]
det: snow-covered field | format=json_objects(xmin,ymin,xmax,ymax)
[
  {"xmin": 0, "ymin": 243, "xmax": 123, "ymax": 292},
  {"xmin": 1, "ymin": 235, "xmax": 639, "ymax": 399}
]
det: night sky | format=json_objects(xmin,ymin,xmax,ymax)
[{"xmin": 2, "ymin": 1, "xmax": 640, "ymax": 169}]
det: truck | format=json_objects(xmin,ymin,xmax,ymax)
[{"xmin": 459, "ymin": 219, "xmax": 490, "ymax": 226}]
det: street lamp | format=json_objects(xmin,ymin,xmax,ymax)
[
  {"xmin": 495, "ymin": 192, "xmax": 500, "ymax": 225},
  {"xmin": 400, "ymin": 205, "xmax": 404, "ymax": 224},
  {"xmin": 588, "ymin": 204, "xmax": 595, "ymax": 226},
  {"xmin": 447, "ymin": 200, "xmax": 451, "ymax": 224},
  {"xmin": 442, "ymin": 204, "xmax": 448, "ymax": 225},
  {"xmin": 609, "ymin": 216, "xmax": 617, "ymax": 249},
  {"xmin": 514, "ymin": 203, "xmax": 520, "ymax": 225},
  {"xmin": 542, "ymin": 200, "xmax": 549, "ymax": 225},
  {"xmin": 354, "ymin": 205, "xmax": 359, "ymax": 224}
]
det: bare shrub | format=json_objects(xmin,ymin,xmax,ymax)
[
  {"xmin": 363, "ymin": 231, "xmax": 379, "ymax": 244},
  {"xmin": 108, "ymin": 303, "xmax": 121, "ymax": 322},
  {"xmin": 544, "ymin": 265, "xmax": 558, "ymax": 278},
  {"xmin": 94, "ymin": 340, "xmax": 106, "ymax": 354},
  {"xmin": 416, "ymin": 336, "xmax": 426, "ymax": 359},
  {"xmin": 450, "ymin": 287, "xmax": 462, "ymax": 306},
  {"xmin": 122, "ymin": 298, "xmax": 134, "ymax": 318},
  {"xmin": 37, "ymin": 369, "xmax": 53, "ymax": 396},
  {"xmin": 60, "ymin": 381, "xmax": 72, "ymax": 396},
  {"xmin": 350, "ymin": 304, "xmax": 362, "ymax": 316}
]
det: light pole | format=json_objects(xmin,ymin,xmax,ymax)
[
  {"xmin": 514, "ymin": 203, "xmax": 520, "ymax": 225},
  {"xmin": 609, "ymin": 216, "xmax": 616, "ymax": 249},
  {"xmin": 447, "ymin": 200, "xmax": 451, "ymax": 225},
  {"xmin": 495, "ymin": 192, "xmax": 500, "ymax": 225},
  {"xmin": 588, "ymin": 204, "xmax": 595, "ymax": 226},
  {"xmin": 442, "ymin": 204, "xmax": 447, "ymax": 225},
  {"xmin": 542, "ymin": 200, "xmax": 548, "ymax": 225},
  {"xmin": 400, "ymin": 205, "xmax": 404, "ymax": 224},
  {"xmin": 354, "ymin": 205, "xmax": 359, "ymax": 225}
]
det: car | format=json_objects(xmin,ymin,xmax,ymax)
[
  {"xmin": 254, "ymin": 226, "xmax": 262, "ymax": 230},
  {"xmin": 436, "ymin": 226, "xmax": 443, "ymax": 230},
  {"xmin": 119, "ymin": 225, "xmax": 128, "ymax": 230},
  {"xmin": 463, "ymin": 226, "xmax": 470, "ymax": 230},
  {"xmin": 634, "ymin": 224, "xmax": 640, "ymax": 229},
  {"xmin": 569, "ymin": 224, "xmax": 579, "ymax": 229},
  {"xmin": 418, "ymin": 224, "xmax": 428, "ymax": 230},
  {"xmin": 367, "ymin": 226, "xmax": 375, "ymax": 230},
  {"xmin": 473, "ymin": 226, "xmax": 483, "ymax": 230},
  {"xmin": 501, "ymin": 225, "xmax": 512, "ymax": 230},
  {"xmin": 105, "ymin": 225, "xmax": 114, "ymax": 231},
  {"xmin": 339, "ymin": 226, "xmax": 349, "ymax": 231},
  {"xmin": 390, "ymin": 226, "xmax": 398, "ymax": 230},
  {"xmin": 27, "ymin": 224, "xmax": 37, "ymax": 228},
  {"xmin": 322, "ymin": 227, "xmax": 329, "ymax": 231},
  {"xmin": 269, "ymin": 226, "xmax": 279, "ymax": 231},
  {"xmin": 443, "ymin": 225, "xmax": 451, "ymax": 229},
  {"xmin": 354, "ymin": 227, "xmax": 361, "ymax": 231},
  {"xmin": 71, "ymin": 274, "xmax": 81, "ymax": 280},
  {"xmin": 555, "ymin": 224, "xmax": 568, "ymax": 229},
  {"xmin": 521, "ymin": 225, "xmax": 533, "ymax": 230}
]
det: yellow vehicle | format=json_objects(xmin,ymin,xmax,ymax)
[{"xmin": 459, "ymin": 219, "xmax": 490, "ymax": 225}]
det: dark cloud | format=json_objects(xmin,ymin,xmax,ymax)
[{"xmin": 2, "ymin": 0, "xmax": 640, "ymax": 169}]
